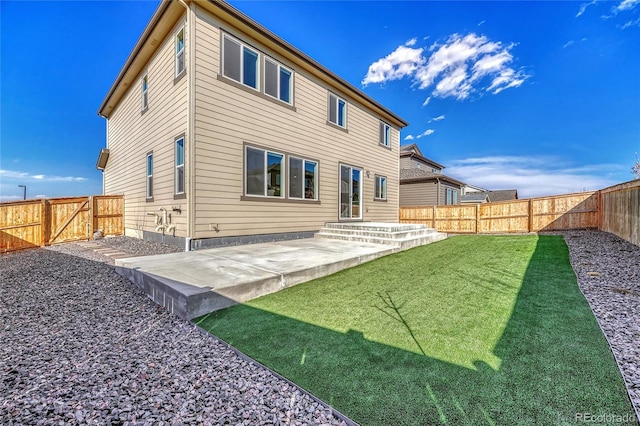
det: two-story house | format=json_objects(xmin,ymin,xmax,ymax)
[
  {"xmin": 399, "ymin": 144, "xmax": 466, "ymax": 206},
  {"xmin": 97, "ymin": 0, "xmax": 407, "ymax": 250}
]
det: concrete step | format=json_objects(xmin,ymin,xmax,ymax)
[
  {"xmin": 315, "ymin": 222, "xmax": 447, "ymax": 251},
  {"xmin": 315, "ymin": 231, "xmax": 447, "ymax": 250},
  {"xmin": 315, "ymin": 227, "xmax": 438, "ymax": 240}
]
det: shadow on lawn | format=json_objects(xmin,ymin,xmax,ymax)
[{"xmin": 197, "ymin": 236, "xmax": 636, "ymax": 426}]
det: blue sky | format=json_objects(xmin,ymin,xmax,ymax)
[{"xmin": 1, "ymin": 1, "xmax": 638, "ymax": 201}]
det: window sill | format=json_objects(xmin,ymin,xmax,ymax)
[
  {"xmin": 240, "ymin": 195, "xmax": 320, "ymax": 205},
  {"xmin": 141, "ymin": 106, "xmax": 149, "ymax": 115},
  {"xmin": 374, "ymin": 198, "xmax": 388, "ymax": 202},
  {"xmin": 146, "ymin": 197, "xmax": 154, "ymax": 203},
  {"xmin": 326, "ymin": 120, "xmax": 348, "ymax": 133},
  {"xmin": 174, "ymin": 69, "xmax": 186, "ymax": 85},
  {"xmin": 174, "ymin": 193, "xmax": 186, "ymax": 200},
  {"xmin": 217, "ymin": 74, "xmax": 296, "ymax": 112},
  {"xmin": 378, "ymin": 143, "xmax": 392, "ymax": 151}
]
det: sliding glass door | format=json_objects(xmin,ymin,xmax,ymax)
[{"xmin": 339, "ymin": 164, "xmax": 362, "ymax": 220}]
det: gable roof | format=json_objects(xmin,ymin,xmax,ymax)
[
  {"xmin": 487, "ymin": 190, "xmax": 518, "ymax": 202},
  {"xmin": 460, "ymin": 192, "xmax": 490, "ymax": 203},
  {"xmin": 98, "ymin": 0, "xmax": 408, "ymax": 129},
  {"xmin": 399, "ymin": 144, "xmax": 445, "ymax": 170},
  {"xmin": 400, "ymin": 168, "xmax": 466, "ymax": 186}
]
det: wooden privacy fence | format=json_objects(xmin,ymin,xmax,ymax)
[
  {"xmin": 0, "ymin": 195, "xmax": 123, "ymax": 253},
  {"xmin": 400, "ymin": 192, "xmax": 600, "ymax": 234},
  {"xmin": 600, "ymin": 179, "xmax": 640, "ymax": 247}
]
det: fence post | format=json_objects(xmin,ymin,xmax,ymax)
[
  {"xmin": 528, "ymin": 199, "xmax": 534, "ymax": 233},
  {"xmin": 42, "ymin": 198, "xmax": 50, "ymax": 246},
  {"xmin": 597, "ymin": 190, "xmax": 603, "ymax": 231},
  {"xmin": 88, "ymin": 196, "xmax": 95, "ymax": 240},
  {"xmin": 432, "ymin": 205, "xmax": 436, "ymax": 230},
  {"xmin": 475, "ymin": 204, "xmax": 480, "ymax": 234}
]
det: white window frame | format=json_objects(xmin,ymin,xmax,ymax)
[
  {"xmin": 175, "ymin": 137, "xmax": 185, "ymax": 195},
  {"xmin": 222, "ymin": 33, "xmax": 260, "ymax": 91},
  {"xmin": 141, "ymin": 74, "xmax": 148, "ymax": 111},
  {"xmin": 146, "ymin": 152, "xmax": 153, "ymax": 199},
  {"xmin": 380, "ymin": 121, "xmax": 390, "ymax": 147},
  {"xmin": 288, "ymin": 156, "xmax": 318, "ymax": 200},
  {"xmin": 375, "ymin": 175, "xmax": 387, "ymax": 200},
  {"xmin": 264, "ymin": 57, "xmax": 293, "ymax": 105},
  {"xmin": 446, "ymin": 188, "xmax": 458, "ymax": 205},
  {"xmin": 328, "ymin": 93, "xmax": 347, "ymax": 128},
  {"xmin": 175, "ymin": 27, "xmax": 185, "ymax": 77},
  {"xmin": 245, "ymin": 146, "xmax": 285, "ymax": 198}
]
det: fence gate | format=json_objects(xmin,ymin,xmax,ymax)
[{"xmin": 47, "ymin": 197, "xmax": 91, "ymax": 245}]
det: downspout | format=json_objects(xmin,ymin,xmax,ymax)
[
  {"xmin": 436, "ymin": 177, "xmax": 441, "ymax": 205},
  {"xmin": 177, "ymin": 0, "xmax": 196, "ymax": 251}
]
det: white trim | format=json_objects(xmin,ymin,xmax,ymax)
[
  {"xmin": 175, "ymin": 137, "xmax": 185, "ymax": 195},
  {"xmin": 329, "ymin": 92, "xmax": 347, "ymax": 128},
  {"xmin": 175, "ymin": 27, "xmax": 185, "ymax": 77},
  {"xmin": 380, "ymin": 121, "xmax": 390, "ymax": 147},
  {"xmin": 375, "ymin": 175, "xmax": 387, "ymax": 200},
  {"xmin": 338, "ymin": 164, "xmax": 362, "ymax": 219},
  {"xmin": 146, "ymin": 152, "xmax": 153, "ymax": 199},
  {"xmin": 141, "ymin": 73, "xmax": 148, "ymax": 111}
]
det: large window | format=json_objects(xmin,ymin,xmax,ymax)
[
  {"xmin": 141, "ymin": 74, "xmax": 148, "ymax": 111},
  {"xmin": 175, "ymin": 137, "xmax": 185, "ymax": 195},
  {"xmin": 146, "ymin": 153, "xmax": 153, "ymax": 199},
  {"xmin": 175, "ymin": 28, "xmax": 185, "ymax": 77},
  {"xmin": 328, "ymin": 93, "xmax": 347, "ymax": 128},
  {"xmin": 223, "ymin": 34, "xmax": 259, "ymax": 90},
  {"xmin": 379, "ymin": 121, "xmax": 390, "ymax": 147},
  {"xmin": 289, "ymin": 157, "xmax": 318, "ymax": 200},
  {"xmin": 245, "ymin": 146, "xmax": 284, "ymax": 197},
  {"xmin": 446, "ymin": 188, "xmax": 458, "ymax": 205},
  {"xmin": 265, "ymin": 57, "xmax": 292, "ymax": 104},
  {"xmin": 375, "ymin": 175, "xmax": 387, "ymax": 200}
]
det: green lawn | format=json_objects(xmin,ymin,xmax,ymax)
[{"xmin": 196, "ymin": 235, "xmax": 635, "ymax": 425}]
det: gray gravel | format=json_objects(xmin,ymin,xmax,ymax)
[
  {"xmin": 2, "ymin": 232, "xmax": 639, "ymax": 424},
  {"xmin": 559, "ymin": 230, "xmax": 640, "ymax": 421},
  {"xmin": 0, "ymin": 242, "xmax": 350, "ymax": 425}
]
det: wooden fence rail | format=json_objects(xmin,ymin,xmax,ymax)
[
  {"xmin": 0, "ymin": 195, "xmax": 123, "ymax": 253},
  {"xmin": 400, "ymin": 191, "xmax": 601, "ymax": 234}
]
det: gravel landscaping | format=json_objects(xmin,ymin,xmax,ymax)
[
  {"xmin": 559, "ymin": 230, "xmax": 640, "ymax": 420},
  {"xmin": 0, "ymin": 240, "xmax": 350, "ymax": 425},
  {"xmin": 1, "ymin": 231, "xmax": 639, "ymax": 424}
]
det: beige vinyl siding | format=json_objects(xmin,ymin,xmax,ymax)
[
  {"xmin": 400, "ymin": 181, "xmax": 438, "ymax": 206},
  {"xmin": 191, "ymin": 6, "xmax": 398, "ymax": 238},
  {"xmin": 401, "ymin": 156, "xmax": 442, "ymax": 172},
  {"xmin": 104, "ymin": 17, "xmax": 189, "ymax": 237},
  {"xmin": 400, "ymin": 156, "xmax": 413, "ymax": 169}
]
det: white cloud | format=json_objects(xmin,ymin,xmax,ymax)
[
  {"xmin": 563, "ymin": 40, "xmax": 575, "ymax": 49},
  {"xmin": 416, "ymin": 129, "xmax": 435, "ymax": 138},
  {"xmin": 404, "ymin": 134, "xmax": 415, "ymax": 140},
  {"xmin": 364, "ymin": 33, "xmax": 529, "ymax": 100},
  {"xmin": 446, "ymin": 156, "xmax": 622, "ymax": 198},
  {"xmin": 0, "ymin": 169, "xmax": 87, "ymax": 182},
  {"xmin": 577, "ymin": 0, "xmax": 597, "ymax": 17},
  {"xmin": 362, "ymin": 40, "xmax": 424, "ymax": 86},
  {"xmin": 0, "ymin": 195, "xmax": 23, "ymax": 203},
  {"xmin": 428, "ymin": 115, "xmax": 446, "ymax": 123},
  {"xmin": 621, "ymin": 17, "xmax": 640, "ymax": 28},
  {"xmin": 422, "ymin": 96, "xmax": 431, "ymax": 107},
  {"xmin": 616, "ymin": 0, "xmax": 639, "ymax": 11},
  {"xmin": 478, "ymin": 20, "xmax": 486, "ymax": 26}
]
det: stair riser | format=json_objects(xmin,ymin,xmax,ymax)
[{"xmin": 317, "ymin": 228, "xmax": 437, "ymax": 239}]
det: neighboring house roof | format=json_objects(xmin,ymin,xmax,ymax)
[
  {"xmin": 460, "ymin": 192, "xmax": 490, "ymax": 203},
  {"xmin": 463, "ymin": 183, "xmax": 489, "ymax": 193},
  {"xmin": 399, "ymin": 145, "xmax": 445, "ymax": 171},
  {"xmin": 98, "ymin": 0, "xmax": 408, "ymax": 128},
  {"xmin": 487, "ymin": 190, "xmax": 518, "ymax": 202},
  {"xmin": 400, "ymin": 168, "xmax": 466, "ymax": 187}
]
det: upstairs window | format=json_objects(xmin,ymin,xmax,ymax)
[
  {"xmin": 146, "ymin": 153, "xmax": 153, "ymax": 199},
  {"xmin": 223, "ymin": 34, "xmax": 259, "ymax": 90},
  {"xmin": 375, "ymin": 175, "xmax": 387, "ymax": 200},
  {"xmin": 328, "ymin": 93, "xmax": 347, "ymax": 128},
  {"xmin": 175, "ymin": 137, "xmax": 185, "ymax": 195},
  {"xmin": 245, "ymin": 146, "xmax": 284, "ymax": 197},
  {"xmin": 175, "ymin": 28, "xmax": 185, "ymax": 77},
  {"xmin": 446, "ymin": 188, "xmax": 458, "ymax": 205},
  {"xmin": 264, "ymin": 57, "xmax": 293, "ymax": 104},
  {"xmin": 379, "ymin": 121, "xmax": 390, "ymax": 147},
  {"xmin": 141, "ymin": 74, "xmax": 148, "ymax": 111}
]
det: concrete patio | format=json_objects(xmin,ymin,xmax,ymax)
[{"xmin": 115, "ymin": 223, "xmax": 446, "ymax": 320}]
